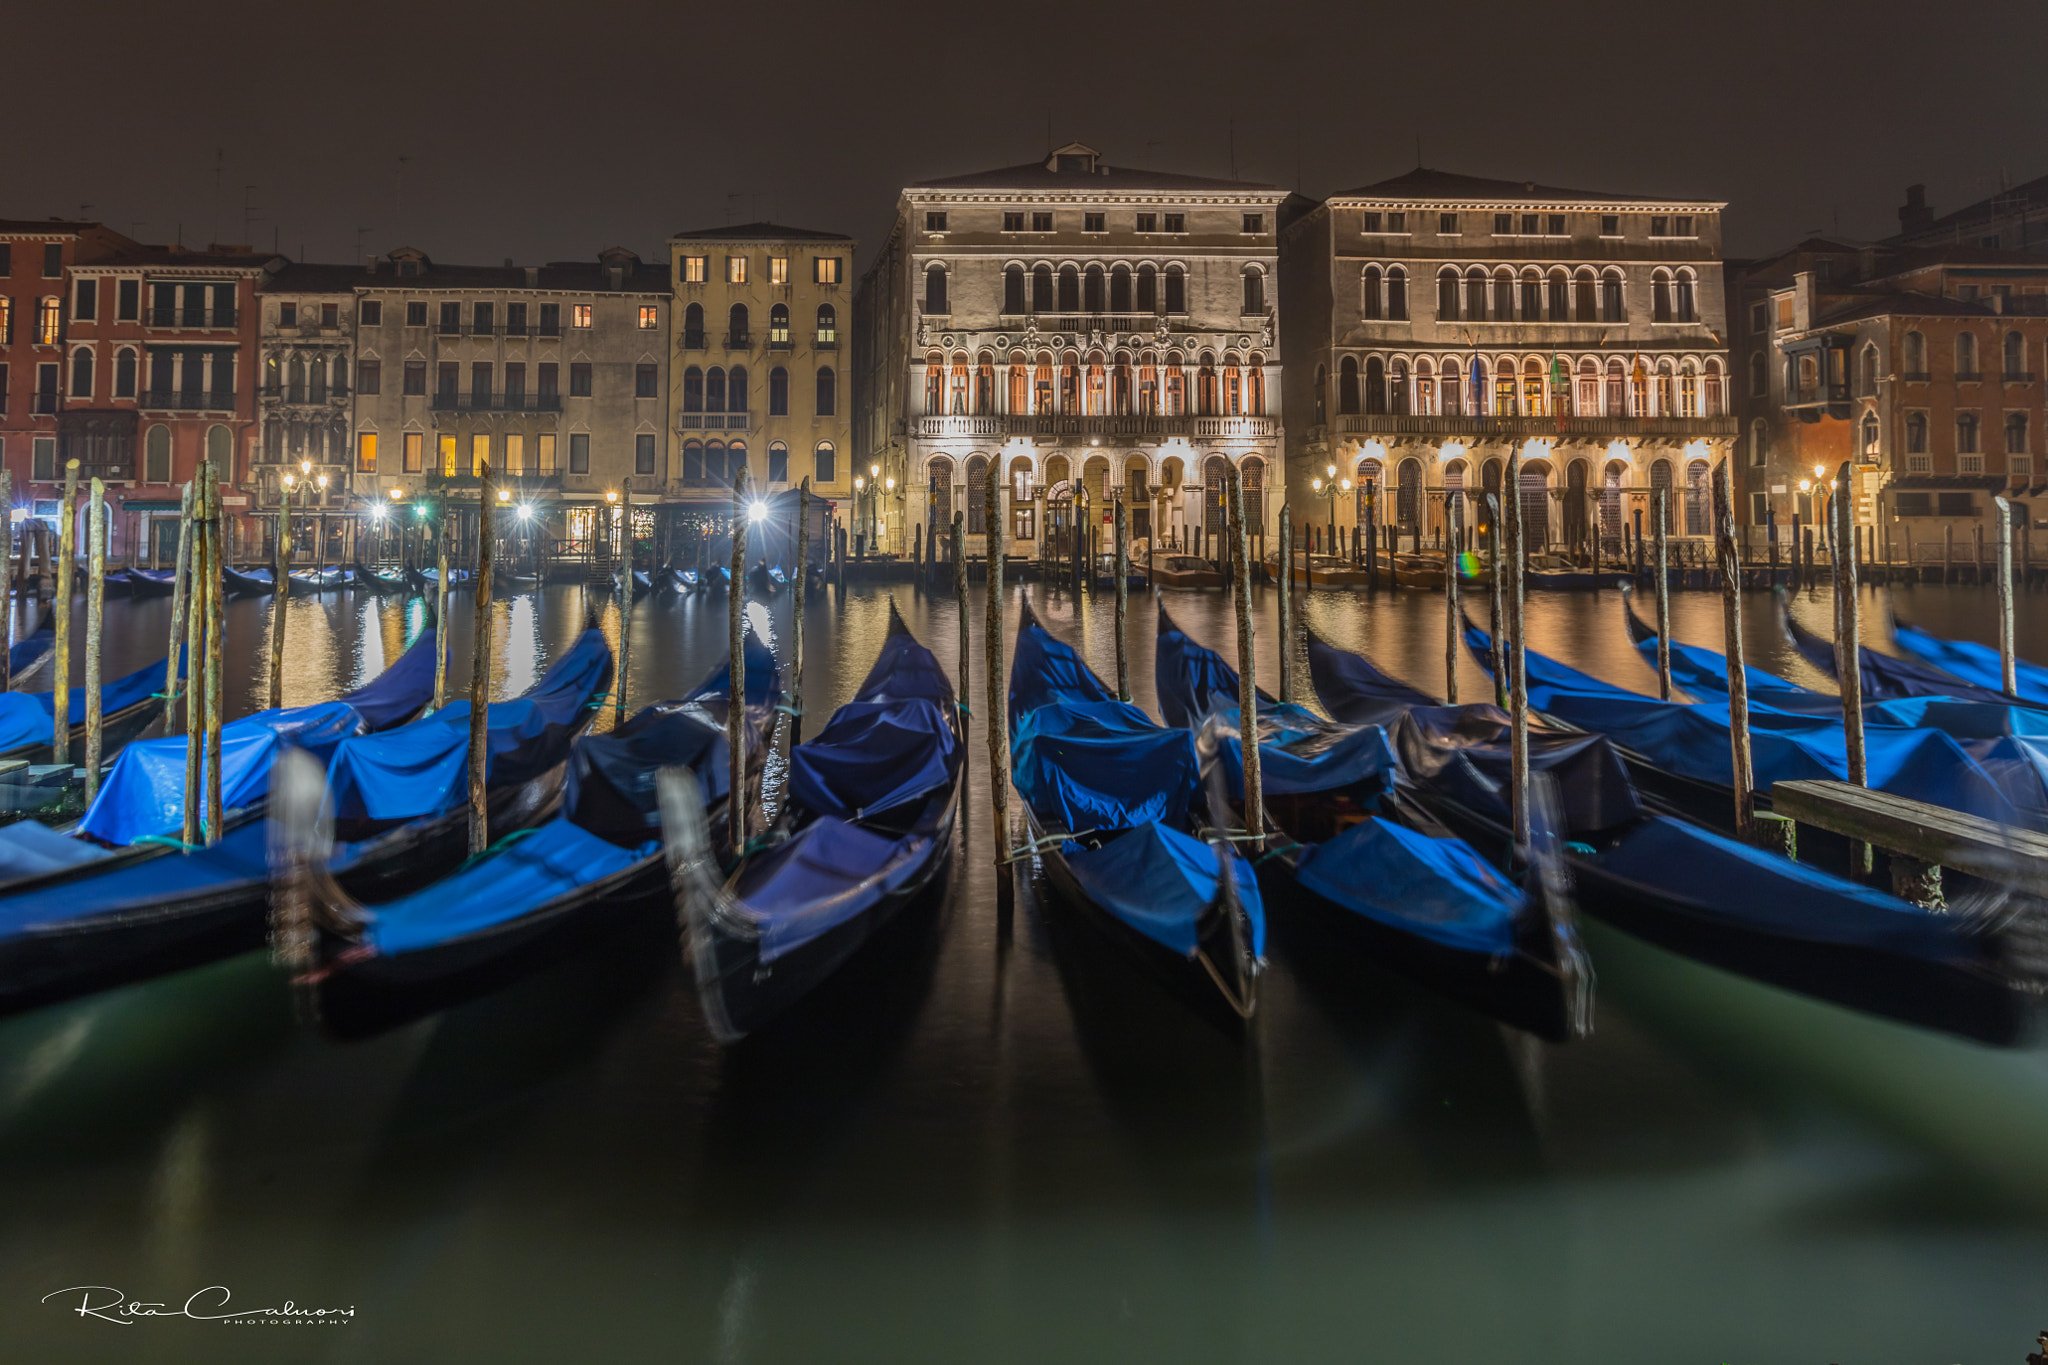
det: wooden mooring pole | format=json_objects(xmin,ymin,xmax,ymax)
[
  {"xmin": 165, "ymin": 481, "xmax": 193, "ymax": 737},
  {"xmin": 1836, "ymin": 463, "xmax": 1869, "ymax": 874},
  {"xmin": 268, "ymin": 483, "xmax": 292, "ymax": 710},
  {"xmin": 1712, "ymin": 460, "xmax": 1756, "ymax": 840},
  {"xmin": 792, "ymin": 478, "xmax": 809, "ymax": 741},
  {"xmin": 1997, "ymin": 495, "xmax": 2018, "ymax": 696},
  {"xmin": 1114, "ymin": 496, "xmax": 1130, "ymax": 702},
  {"xmin": 1504, "ymin": 451, "xmax": 1530, "ymax": 844},
  {"xmin": 1276, "ymin": 507, "xmax": 1292, "ymax": 704},
  {"xmin": 952, "ymin": 510, "xmax": 969, "ymax": 731},
  {"xmin": 1443, "ymin": 493, "xmax": 1459, "ymax": 706},
  {"xmin": 84, "ymin": 479, "xmax": 105, "ymax": 801},
  {"xmin": 1228, "ymin": 465, "xmax": 1263, "ymax": 853},
  {"xmin": 984, "ymin": 464, "xmax": 1008, "ymax": 869},
  {"xmin": 203, "ymin": 468, "xmax": 224, "ymax": 844},
  {"xmin": 468, "ymin": 462, "xmax": 496, "ymax": 856},
  {"xmin": 1654, "ymin": 485, "xmax": 1673, "ymax": 700},
  {"xmin": 52, "ymin": 460, "xmax": 77, "ymax": 763},
  {"xmin": 1484, "ymin": 493, "xmax": 1506, "ymax": 708},
  {"xmin": 727, "ymin": 469, "xmax": 750, "ymax": 854}
]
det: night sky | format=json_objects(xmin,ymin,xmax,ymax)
[{"xmin": 19, "ymin": 0, "xmax": 2048, "ymax": 270}]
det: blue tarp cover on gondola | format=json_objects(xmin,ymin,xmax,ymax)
[
  {"xmin": 1594, "ymin": 815, "xmax": 1978, "ymax": 959},
  {"xmin": 339, "ymin": 627, "xmax": 443, "ymax": 731},
  {"xmin": 1013, "ymin": 700, "xmax": 1200, "ymax": 837},
  {"xmin": 1061, "ymin": 819, "xmax": 1265, "ymax": 957},
  {"xmin": 1009, "ymin": 610, "xmax": 1118, "ymax": 720},
  {"xmin": 8, "ymin": 611, "xmax": 54, "ymax": 678},
  {"xmin": 0, "ymin": 651, "xmax": 174, "ymax": 755},
  {"xmin": 790, "ymin": 622, "xmax": 956, "ymax": 818},
  {"xmin": 1294, "ymin": 816, "xmax": 1523, "ymax": 956},
  {"xmin": 1893, "ymin": 621, "xmax": 2048, "ymax": 706},
  {"xmin": 1193, "ymin": 705, "xmax": 1399, "ymax": 800},
  {"xmin": 1468, "ymin": 620, "xmax": 2048, "ymax": 828},
  {"xmin": 1154, "ymin": 615, "xmax": 1275, "ymax": 730},
  {"xmin": 325, "ymin": 629, "xmax": 609, "ymax": 826},
  {"xmin": 363, "ymin": 819, "xmax": 653, "ymax": 955},
  {"xmin": 737, "ymin": 816, "xmax": 938, "ymax": 962},
  {"xmin": 0, "ymin": 820, "xmax": 271, "ymax": 936},
  {"xmin": 1777, "ymin": 602, "xmax": 2024, "ymax": 707},
  {"xmin": 78, "ymin": 701, "xmax": 363, "ymax": 845}
]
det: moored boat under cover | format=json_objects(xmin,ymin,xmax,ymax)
[{"xmin": 1891, "ymin": 618, "xmax": 2048, "ymax": 705}]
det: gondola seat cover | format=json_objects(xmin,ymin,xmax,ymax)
[
  {"xmin": 1594, "ymin": 816, "xmax": 1976, "ymax": 960},
  {"xmin": 790, "ymin": 628, "xmax": 957, "ymax": 819},
  {"xmin": 1893, "ymin": 621, "xmax": 2048, "ymax": 706},
  {"xmin": 736, "ymin": 816, "xmax": 937, "ymax": 963},
  {"xmin": 0, "ymin": 819, "xmax": 111, "ymax": 880},
  {"xmin": 1013, "ymin": 701, "xmax": 1198, "ymax": 837},
  {"xmin": 362, "ymin": 819, "xmax": 650, "ymax": 955},
  {"xmin": 78, "ymin": 701, "xmax": 362, "ymax": 845},
  {"xmin": 1293, "ymin": 817, "xmax": 1523, "ymax": 956},
  {"xmin": 324, "ymin": 629, "xmax": 610, "ymax": 826},
  {"xmin": 1194, "ymin": 706, "xmax": 1398, "ymax": 801},
  {"xmin": 1061, "ymin": 819, "xmax": 1264, "ymax": 957},
  {"xmin": 0, "ymin": 652, "xmax": 173, "ymax": 754}
]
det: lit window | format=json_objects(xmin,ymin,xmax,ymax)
[
  {"xmin": 471, "ymin": 434, "xmax": 490, "ymax": 476},
  {"xmin": 769, "ymin": 256, "xmax": 788, "ymax": 285},
  {"xmin": 403, "ymin": 431, "xmax": 422, "ymax": 472},
  {"xmin": 538, "ymin": 432, "xmax": 556, "ymax": 474},
  {"xmin": 682, "ymin": 255, "xmax": 707, "ymax": 284},
  {"xmin": 638, "ymin": 305, "xmax": 658, "ymax": 329},
  {"xmin": 439, "ymin": 434, "xmax": 458, "ymax": 477},
  {"xmin": 357, "ymin": 432, "xmax": 377, "ymax": 473},
  {"xmin": 572, "ymin": 304, "xmax": 592, "ymax": 329},
  {"xmin": 727, "ymin": 256, "xmax": 747, "ymax": 285},
  {"xmin": 813, "ymin": 257, "xmax": 840, "ymax": 285},
  {"xmin": 37, "ymin": 296, "xmax": 60, "ymax": 344}
]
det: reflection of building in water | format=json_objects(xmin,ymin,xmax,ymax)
[
  {"xmin": 857, "ymin": 143, "xmax": 1294, "ymax": 558},
  {"xmin": 1280, "ymin": 169, "xmax": 1734, "ymax": 552}
]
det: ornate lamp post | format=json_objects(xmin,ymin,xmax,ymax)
[{"xmin": 1308, "ymin": 461, "xmax": 1352, "ymax": 555}]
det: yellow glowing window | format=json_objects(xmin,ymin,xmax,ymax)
[
  {"xmin": 682, "ymin": 255, "xmax": 706, "ymax": 284},
  {"xmin": 769, "ymin": 257, "xmax": 788, "ymax": 285},
  {"xmin": 403, "ymin": 431, "xmax": 422, "ymax": 473},
  {"xmin": 355, "ymin": 431, "xmax": 376, "ymax": 473},
  {"xmin": 814, "ymin": 257, "xmax": 841, "ymax": 285},
  {"xmin": 638, "ymin": 305, "xmax": 658, "ymax": 329},
  {"xmin": 37, "ymin": 296, "xmax": 60, "ymax": 344},
  {"xmin": 471, "ymin": 434, "xmax": 490, "ymax": 476},
  {"xmin": 538, "ymin": 432, "xmax": 557, "ymax": 474},
  {"xmin": 572, "ymin": 304, "xmax": 593, "ymax": 329},
  {"xmin": 503, "ymin": 433, "xmax": 524, "ymax": 474},
  {"xmin": 439, "ymin": 435, "xmax": 458, "ymax": 477},
  {"xmin": 727, "ymin": 256, "xmax": 747, "ymax": 285}
]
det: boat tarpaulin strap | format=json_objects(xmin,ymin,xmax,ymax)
[
  {"xmin": 1062, "ymin": 819, "xmax": 1265, "ymax": 957},
  {"xmin": 1294, "ymin": 815, "xmax": 1523, "ymax": 956}
]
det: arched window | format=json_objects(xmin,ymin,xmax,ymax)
[
  {"xmin": 726, "ymin": 439, "xmax": 746, "ymax": 482},
  {"xmin": 263, "ymin": 419, "xmax": 282, "ymax": 462},
  {"xmin": 1364, "ymin": 356, "xmax": 1386, "ymax": 415},
  {"xmin": 965, "ymin": 454, "xmax": 989, "ymax": 535},
  {"xmin": 704, "ymin": 439, "xmax": 727, "ymax": 485},
  {"xmin": 1057, "ymin": 265, "xmax": 1079, "ymax": 312},
  {"xmin": 1197, "ymin": 359, "xmax": 1217, "ymax": 415},
  {"xmin": 1159, "ymin": 265, "xmax": 1183, "ymax": 313},
  {"xmin": 768, "ymin": 441, "xmax": 788, "ymax": 483},
  {"xmin": 1084, "ymin": 265, "xmax": 1105, "ymax": 313},
  {"xmin": 1164, "ymin": 358, "xmax": 1184, "ymax": 415},
  {"xmin": 1060, "ymin": 359, "xmax": 1080, "ymax": 413},
  {"xmin": 1396, "ymin": 456, "xmax": 1422, "ymax": 528},
  {"xmin": 728, "ymin": 365, "xmax": 748, "ymax": 412},
  {"xmin": 1675, "ymin": 269, "xmax": 1697, "ymax": 322},
  {"xmin": 1221, "ymin": 359, "xmax": 1240, "ymax": 415},
  {"xmin": 1109, "ymin": 265, "xmax": 1132, "ymax": 313},
  {"xmin": 1465, "ymin": 267, "xmax": 1488, "ymax": 320},
  {"xmin": 769, "ymin": 366, "xmax": 789, "ymax": 415},
  {"xmin": 1387, "ymin": 267, "xmax": 1407, "ymax": 320},
  {"xmin": 705, "ymin": 366, "xmax": 726, "ymax": 412},
  {"xmin": 1437, "ymin": 268, "xmax": 1460, "ymax": 320},
  {"xmin": 1575, "ymin": 269, "xmax": 1597, "ymax": 321},
  {"xmin": 1601, "ymin": 460, "xmax": 1626, "ymax": 538},
  {"xmin": 1492, "ymin": 269, "xmax": 1514, "ymax": 319},
  {"xmin": 814, "ymin": 441, "xmax": 836, "ymax": 484},
  {"xmin": 728, "ymin": 303, "xmax": 749, "ymax": 345},
  {"xmin": 1003, "ymin": 265, "xmax": 1025, "ymax": 314},
  {"xmin": 1520, "ymin": 269, "xmax": 1542, "ymax": 320},
  {"xmin": 769, "ymin": 304, "xmax": 790, "ymax": 345},
  {"xmin": 1031, "ymin": 265, "xmax": 1054, "ymax": 312},
  {"xmin": 2007, "ymin": 412, "xmax": 2029, "ymax": 455},
  {"xmin": 1361, "ymin": 266, "xmax": 1381, "ymax": 320},
  {"xmin": 1957, "ymin": 413, "xmax": 1980, "ymax": 454},
  {"xmin": 1547, "ymin": 270, "xmax": 1569, "ymax": 320},
  {"xmin": 1906, "ymin": 412, "xmax": 1928, "ymax": 453},
  {"xmin": 2006, "ymin": 330, "xmax": 2027, "ymax": 379},
  {"xmin": 1956, "ymin": 331, "xmax": 1979, "ymax": 377},
  {"xmin": 1564, "ymin": 458, "xmax": 1590, "ymax": 545},
  {"xmin": 1684, "ymin": 459, "xmax": 1710, "ymax": 536},
  {"xmin": 927, "ymin": 455, "xmax": 955, "ymax": 526},
  {"xmin": 1858, "ymin": 344, "xmax": 1878, "ymax": 395},
  {"xmin": 1523, "ymin": 356, "xmax": 1546, "ymax": 416},
  {"xmin": 1242, "ymin": 268, "xmax": 1264, "ymax": 315},
  {"xmin": 1606, "ymin": 358, "xmax": 1626, "ymax": 415},
  {"xmin": 1651, "ymin": 269, "xmax": 1673, "ymax": 323},
  {"xmin": 1442, "ymin": 355, "xmax": 1464, "ymax": 416},
  {"xmin": 1704, "ymin": 358, "xmax": 1724, "ymax": 415},
  {"xmin": 1654, "ymin": 358, "xmax": 1674, "ymax": 416},
  {"xmin": 683, "ymin": 302, "xmax": 704, "ymax": 347},
  {"xmin": 1601, "ymin": 271, "xmax": 1625, "ymax": 322},
  {"xmin": 976, "ymin": 354, "xmax": 994, "ymax": 415},
  {"xmin": 1576, "ymin": 357, "xmax": 1600, "ymax": 415},
  {"xmin": 145, "ymin": 424, "xmax": 171, "ymax": 484},
  {"xmin": 1247, "ymin": 358, "xmax": 1266, "ymax": 415},
  {"xmin": 683, "ymin": 366, "xmax": 703, "ymax": 412},
  {"xmin": 1338, "ymin": 356, "xmax": 1360, "ymax": 414},
  {"xmin": 682, "ymin": 439, "xmax": 703, "ymax": 483},
  {"xmin": 70, "ymin": 347, "xmax": 92, "ymax": 397},
  {"xmin": 925, "ymin": 264, "xmax": 948, "ymax": 314},
  {"xmin": 815, "ymin": 366, "xmax": 836, "ymax": 416},
  {"xmin": 308, "ymin": 355, "xmax": 327, "ymax": 402},
  {"xmin": 1903, "ymin": 330, "xmax": 1926, "ymax": 374},
  {"xmin": 1112, "ymin": 355, "xmax": 1132, "ymax": 414},
  {"xmin": 1679, "ymin": 360, "xmax": 1699, "ymax": 417},
  {"xmin": 816, "ymin": 303, "xmax": 837, "ymax": 344},
  {"xmin": 953, "ymin": 355, "xmax": 971, "ymax": 414},
  {"xmin": 1241, "ymin": 456, "xmax": 1265, "ymax": 529},
  {"xmin": 1862, "ymin": 413, "xmax": 1881, "ymax": 457},
  {"xmin": 1130, "ymin": 263, "xmax": 1155, "ymax": 313},
  {"xmin": 1388, "ymin": 358, "xmax": 1407, "ymax": 416},
  {"xmin": 1414, "ymin": 358, "xmax": 1436, "ymax": 415},
  {"xmin": 287, "ymin": 356, "xmax": 306, "ymax": 403}
]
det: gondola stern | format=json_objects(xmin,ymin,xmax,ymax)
[{"xmin": 657, "ymin": 764, "xmax": 750, "ymax": 1045}]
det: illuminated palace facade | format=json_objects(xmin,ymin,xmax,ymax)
[
  {"xmin": 856, "ymin": 143, "xmax": 1292, "ymax": 557},
  {"xmin": 1279, "ymin": 169, "xmax": 1736, "ymax": 550}
]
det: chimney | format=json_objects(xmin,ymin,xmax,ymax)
[
  {"xmin": 365, "ymin": 253, "xmax": 378, "ymax": 272},
  {"xmin": 524, "ymin": 266, "xmax": 539, "ymax": 287},
  {"xmin": 608, "ymin": 265, "xmax": 624, "ymax": 290},
  {"xmin": 1898, "ymin": 184, "xmax": 1933, "ymax": 236}
]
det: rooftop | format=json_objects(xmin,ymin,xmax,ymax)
[
  {"xmin": 1328, "ymin": 166, "xmax": 1708, "ymax": 205},
  {"xmin": 910, "ymin": 143, "xmax": 1280, "ymax": 195},
  {"xmin": 669, "ymin": 221, "xmax": 853, "ymax": 242}
]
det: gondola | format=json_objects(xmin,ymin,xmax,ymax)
[
  {"xmin": 1304, "ymin": 626, "xmax": 2048, "ymax": 1044},
  {"xmin": 6, "ymin": 607, "xmax": 57, "ymax": 687},
  {"xmin": 96, "ymin": 569, "xmax": 136, "ymax": 600},
  {"xmin": 222, "ymin": 565, "xmax": 275, "ymax": 596},
  {"xmin": 1008, "ymin": 600, "xmax": 1262, "ymax": 1027},
  {"xmin": 1463, "ymin": 613, "xmax": 2048, "ymax": 835},
  {"xmin": 274, "ymin": 626, "xmax": 779, "ymax": 1028},
  {"xmin": 0, "ymin": 649, "xmax": 180, "ymax": 772},
  {"xmin": 122, "ymin": 568, "xmax": 179, "ymax": 598},
  {"xmin": 1265, "ymin": 553, "xmax": 1371, "ymax": 589},
  {"xmin": 496, "ymin": 569, "xmax": 540, "ymax": 593},
  {"xmin": 288, "ymin": 566, "xmax": 355, "ymax": 593},
  {"xmin": 349, "ymin": 561, "xmax": 407, "ymax": 594},
  {"xmin": 1148, "ymin": 554, "xmax": 1226, "ymax": 590},
  {"xmin": 1461, "ymin": 552, "xmax": 1633, "ymax": 592},
  {"xmin": 674, "ymin": 605, "xmax": 961, "ymax": 1040},
  {"xmin": 0, "ymin": 623, "xmax": 464, "ymax": 1011},
  {"xmin": 405, "ymin": 565, "xmax": 473, "ymax": 596},
  {"xmin": 667, "ymin": 567, "xmax": 701, "ymax": 593},
  {"xmin": 1777, "ymin": 596, "xmax": 2045, "ymax": 709},
  {"xmin": 744, "ymin": 562, "xmax": 788, "ymax": 596},
  {"xmin": 1155, "ymin": 608, "xmax": 1591, "ymax": 1040},
  {"xmin": 1375, "ymin": 551, "xmax": 1447, "ymax": 590},
  {"xmin": 1892, "ymin": 614, "xmax": 2048, "ymax": 705}
]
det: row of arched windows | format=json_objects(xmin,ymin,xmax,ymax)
[
  {"xmin": 262, "ymin": 353, "xmax": 347, "ymax": 402},
  {"xmin": 990, "ymin": 262, "xmax": 1204, "ymax": 316},
  {"xmin": 918, "ymin": 350, "xmax": 1267, "ymax": 418},
  {"xmin": 681, "ymin": 438, "xmax": 836, "ymax": 485},
  {"xmin": 1422, "ymin": 266, "xmax": 1696, "ymax": 324},
  {"xmin": 923, "ymin": 451, "xmax": 1269, "ymax": 534},
  {"xmin": 681, "ymin": 365, "xmax": 835, "ymax": 416},
  {"xmin": 679, "ymin": 302, "xmax": 835, "ymax": 347},
  {"xmin": 1326, "ymin": 353, "xmax": 1724, "ymax": 420},
  {"xmin": 1354, "ymin": 452, "xmax": 1714, "ymax": 541},
  {"xmin": 67, "ymin": 346, "xmax": 141, "ymax": 400},
  {"xmin": 1898, "ymin": 411, "xmax": 2030, "ymax": 456},
  {"xmin": 1900, "ymin": 329, "xmax": 2034, "ymax": 378}
]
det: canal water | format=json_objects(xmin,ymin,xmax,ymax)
[{"xmin": 1, "ymin": 575, "xmax": 2044, "ymax": 1363}]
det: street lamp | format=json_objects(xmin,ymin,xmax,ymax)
[{"xmin": 1308, "ymin": 462, "xmax": 1352, "ymax": 554}]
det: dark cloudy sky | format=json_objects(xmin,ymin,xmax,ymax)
[{"xmin": 16, "ymin": 0, "xmax": 2048, "ymax": 269}]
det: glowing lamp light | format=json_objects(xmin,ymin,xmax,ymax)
[
  {"xmin": 1799, "ymin": 479, "xmax": 1812, "ymax": 492},
  {"xmin": 604, "ymin": 490, "xmax": 618, "ymax": 504},
  {"xmin": 747, "ymin": 500, "xmax": 769, "ymax": 524},
  {"xmin": 1813, "ymin": 463, "xmax": 1827, "ymax": 481},
  {"xmin": 1311, "ymin": 476, "xmax": 1323, "ymax": 493},
  {"xmin": 885, "ymin": 476, "xmax": 897, "ymax": 492},
  {"xmin": 388, "ymin": 487, "xmax": 403, "ymax": 501},
  {"xmin": 281, "ymin": 472, "xmax": 295, "ymax": 489},
  {"xmin": 517, "ymin": 504, "xmax": 533, "ymax": 520},
  {"xmin": 316, "ymin": 474, "xmax": 329, "ymax": 490},
  {"xmin": 853, "ymin": 476, "xmax": 865, "ymax": 491},
  {"xmin": 496, "ymin": 488, "xmax": 510, "ymax": 502},
  {"xmin": 370, "ymin": 505, "xmax": 385, "ymax": 521},
  {"xmin": 1325, "ymin": 463, "xmax": 1336, "ymax": 480},
  {"xmin": 416, "ymin": 505, "xmax": 429, "ymax": 519},
  {"xmin": 300, "ymin": 459, "xmax": 312, "ymax": 476}
]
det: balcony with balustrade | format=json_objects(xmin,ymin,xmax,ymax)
[{"xmin": 914, "ymin": 413, "xmax": 1276, "ymax": 441}]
